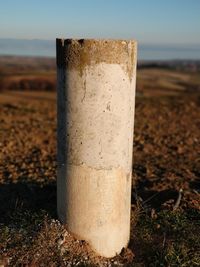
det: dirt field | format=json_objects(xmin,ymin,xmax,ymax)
[{"xmin": 0, "ymin": 59, "xmax": 200, "ymax": 266}]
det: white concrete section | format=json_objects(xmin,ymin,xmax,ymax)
[
  {"xmin": 57, "ymin": 39, "xmax": 137, "ymax": 257},
  {"xmin": 65, "ymin": 63, "xmax": 135, "ymax": 171}
]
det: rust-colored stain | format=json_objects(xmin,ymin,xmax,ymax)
[{"xmin": 56, "ymin": 39, "xmax": 137, "ymax": 81}]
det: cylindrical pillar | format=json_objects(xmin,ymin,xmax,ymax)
[{"xmin": 56, "ymin": 39, "xmax": 137, "ymax": 257}]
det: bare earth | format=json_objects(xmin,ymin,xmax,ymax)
[{"xmin": 0, "ymin": 58, "xmax": 200, "ymax": 266}]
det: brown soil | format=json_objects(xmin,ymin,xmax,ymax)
[
  {"xmin": 133, "ymin": 94, "xmax": 200, "ymax": 211},
  {"xmin": 0, "ymin": 56, "xmax": 200, "ymax": 266},
  {"xmin": 0, "ymin": 89, "xmax": 199, "ymax": 266}
]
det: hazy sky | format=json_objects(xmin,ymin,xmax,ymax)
[{"xmin": 0, "ymin": 0, "xmax": 200, "ymax": 45}]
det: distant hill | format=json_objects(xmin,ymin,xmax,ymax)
[
  {"xmin": 0, "ymin": 38, "xmax": 200, "ymax": 60},
  {"xmin": 0, "ymin": 55, "xmax": 200, "ymax": 94},
  {"xmin": 0, "ymin": 55, "xmax": 55, "ymax": 73},
  {"xmin": 0, "ymin": 55, "xmax": 56, "ymax": 91}
]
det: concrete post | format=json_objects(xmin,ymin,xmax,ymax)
[{"xmin": 56, "ymin": 39, "xmax": 137, "ymax": 257}]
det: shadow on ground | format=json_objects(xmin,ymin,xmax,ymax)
[{"xmin": 0, "ymin": 181, "xmax": 57, "ymax": 225}]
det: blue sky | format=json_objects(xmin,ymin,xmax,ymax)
[{"xmin": 0, "ymin": 0, "xmax": 200, "ymax": 45}]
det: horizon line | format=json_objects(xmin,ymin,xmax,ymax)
[{"xmin": 0, "ymin": 37, "xmax": 200, "ymax": 47}]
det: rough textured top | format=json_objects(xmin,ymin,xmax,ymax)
[{"xmin": 56, "ymin": 39, "xmax": 137, "ymax": 80}]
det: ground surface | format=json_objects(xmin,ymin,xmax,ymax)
[{"xmin": 0, "ymin": 88, "xmax": 199, "ymax": 266}]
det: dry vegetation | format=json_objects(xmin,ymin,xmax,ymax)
[
  {"xmin": 0, "ymin": 56, "xmax": 55, "ymax": 91},
  {"xmin": 0, "ymin": 56, "xmax": 200, "ymax": 266}
]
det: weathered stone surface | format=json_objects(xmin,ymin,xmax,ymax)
[{"xmin": 57, "ymin": 39, "xmax": 137, "ymax": 257}]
